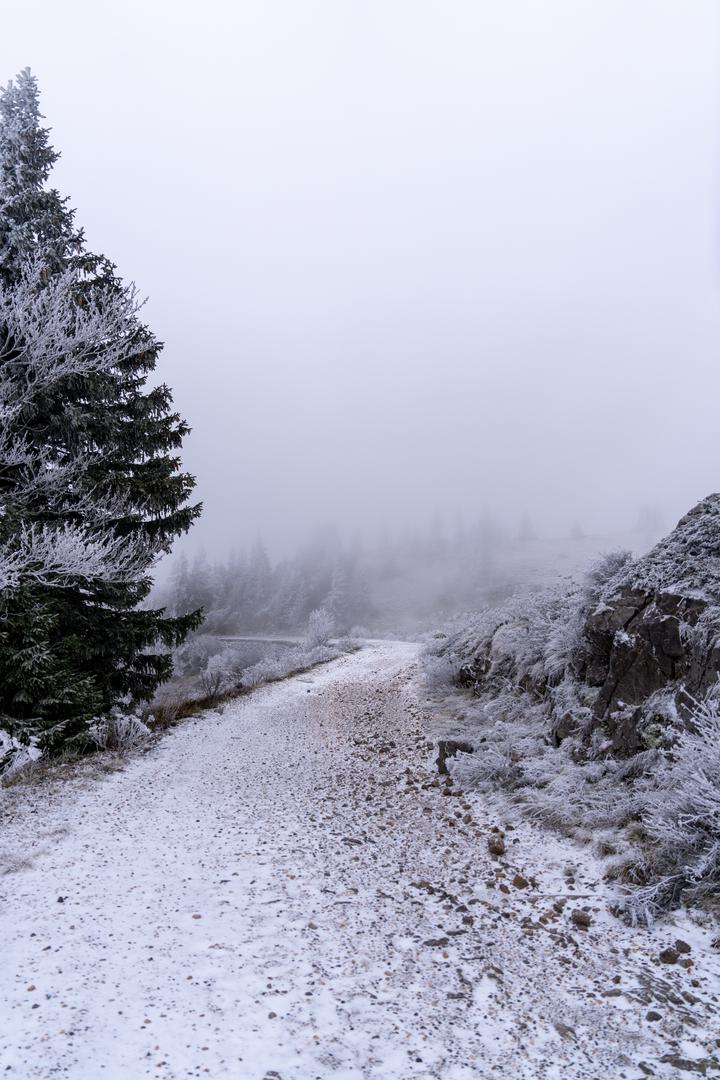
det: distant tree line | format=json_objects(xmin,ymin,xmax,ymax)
[
  {"xmin": 163, "ymin": 538, "xmax": 374, "ymax": 635},
  {"xmin": 159, "ymin": 514, "xmax": 527, "ymax": 636},
  {"xmin": 161, "ymin": 501, "xmax": 665, "ymax": 639}
]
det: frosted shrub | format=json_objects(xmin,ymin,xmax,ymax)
[
  {"xmin": 240, "ymin": 642, "xmax": 342, "ymax": 689},
  {"xmin": 584, "ymin": 549, "xmax": 633, "ymax": 592},
  {"xmin": 305, "ymin": 607, "xmax": 334, "ymax": 648},
  {"xmin": 423, "ymin": 650, "xmax": 458, "ymax": 692},
  {"xmin": 335, "ymin": 635, "xmax": 360, "ymax": 652},
  {"xmin": 619, "ymin": 694, "xmax": 720, "ymax": 923},
  {"xmin": 199, "ymin": 648, "xmax": 244, "ymax": 699},
  {"xmin": 199, "ymin": 654, "xmax": 228, "ymax": 699},
  {"xmin": 302, "ymin": 644, "xmax": 338, "ymax": 667},
  {"xmin": 91, "ymin": 711, "xmax": 150, "ymax": 753},
  {"xmin": 240, "ymin": 655, "xmax": 286, "ymax": 689}
]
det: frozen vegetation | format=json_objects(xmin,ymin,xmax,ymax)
[
  {"xmin": 423, "ymin": 496, "xmax": 720, "ymax": 923},
  {"xmin": 149, "ymin": 607, "xmax": 358, "ymax": 723}
]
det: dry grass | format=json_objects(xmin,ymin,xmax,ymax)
[
  {"xmin": 146, "ymin": 647, "xmax": 359, "ymax": 730},
  {"xmin": 1, "ymin": 747, "xmax": 125, "ymax": 792}
]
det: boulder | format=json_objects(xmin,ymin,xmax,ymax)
[
  {"xmin": 581, "ymin": 494, "xmax": 720, "ymax": 753},
  {"xmin": 436, "ymin": 738, "xmax": 474, "ymax": 775}
]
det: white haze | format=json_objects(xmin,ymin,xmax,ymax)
[{"xmin": 3, "ymin": 1, "xmax": 720, "ymax": 555}]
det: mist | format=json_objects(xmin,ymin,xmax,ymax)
[{"xmin": 3, "ymin": 0, "xmax": 720, "ymax": 559}]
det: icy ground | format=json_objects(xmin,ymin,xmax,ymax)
[{"xmin": 1, "ymin": 641, "xmax": 718, "ymax": 1079}]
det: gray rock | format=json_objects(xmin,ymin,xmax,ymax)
[
  {"xmin": 580, "ymin": 495, "xmax": 720, "ymax": 754},
  {"xmin": 436, "ymin": 739, "xmax": 474, "ymax": 775},
  {"xmin": 487, "ymin": 832, "xmax": 506, "ymax": 857}
]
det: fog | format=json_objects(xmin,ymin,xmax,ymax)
[{"xmin": 3, "ymin": 1, "xmax": 720, "ymax": 557}]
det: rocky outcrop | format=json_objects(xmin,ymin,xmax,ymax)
[
  {"xmin": 436, "ymin": 494, "xmax": 720, "ymax": 759},
  {"xmin": 579, "ymin": 494, "xmax": 720, "ymax": 753}
]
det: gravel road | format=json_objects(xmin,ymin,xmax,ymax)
[{"xmin": 1, "ymin": 641, "xmax": 718, "ymax": 1079}]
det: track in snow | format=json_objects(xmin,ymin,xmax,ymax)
[{"xmin": 1, "ymin": 641, "xmax": 718, "ymax": 1079}]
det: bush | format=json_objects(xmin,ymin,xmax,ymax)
[
  {"xmin": 423, "ymin": 650, "xmax": 458, "ymax": 692},
  {"xmin": 240, "ymin": 643, "xmax": 340, "ymax": 688},
  {"xmin": 240, "ymin": 655, "xmax": 286, "ymax": 689},
  {"xmin": 198, "ymin": 647, "xmax": 244, "ymax": 699},
  {"xmin": 616, "ymin": 693, "xmax": 720, "ymax": 924},
  {"xmin": 90, "ymin": 711, "xmax": 150, "ymax": 753},
  {"xmin": 305, "ymin": 608, "xmax": 334, "ymax": 648}
]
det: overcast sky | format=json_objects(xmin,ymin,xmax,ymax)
[{"xmin": 3, "ymin": 1, "xmax": 720, "ymax": 553}]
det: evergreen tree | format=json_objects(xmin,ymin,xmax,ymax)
[
  {"xmin": 0, "ymin": 70, "xmax": 82, "ymax": 281},
  {"xmin": 246, "ymin": 541, "xmax": 272, "ymax": 627},
  {"xmin": 0, "ymin": 70, "xmax": 201, "ymax": 754},
  {"xmin": 325, "ymin": 561, "xmax": 347, "ymax": 625}
]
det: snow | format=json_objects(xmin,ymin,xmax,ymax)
[
  {"xmin": 1, "ymin": 641, "xmax": 719, "ymax": 1078},
  {"xmin": 611, "ymin": 492, "xmax": 720, "ymax": 598}
]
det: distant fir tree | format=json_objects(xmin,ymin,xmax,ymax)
[
  {"xmin": 325, "ymin": 561, "xmax": 347, "ymax": 626},
  {"xmin": 0, "ymin": 70, "xmax": 202, "ymax": 755}
]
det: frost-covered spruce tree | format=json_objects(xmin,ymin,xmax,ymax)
[{"xmin": 0, "ymin": 70, "xmax": 202, "ymax": 755}]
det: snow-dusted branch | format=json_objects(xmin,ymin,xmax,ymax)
[
  {"xmin": 0, "ymin": 522, "xmax": 154, "ymax": 592},
  {"xmin": 0, "ymin": 259, "xmax": 143, "ymax": 426},
  {"xmin": 0, "ymin": 260, "xmax": 157, "ymax": 596}
]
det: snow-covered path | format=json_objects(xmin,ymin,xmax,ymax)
[{"xmin": 1, "ymin": 642, "xmax": 718, "ymax": 1079}]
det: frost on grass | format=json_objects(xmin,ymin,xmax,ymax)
[
  {"xmin": 617, "ymin": 693, "xmax": 720, "ymax": 924},
  {"xmin": 214, "ymin": 608, "xmax": 346, "ymax": 693},
  {"xmin": 151, "ymin": 609, "xmax": 357, "ymax": 716},
  {"xmin": 89, "ymin": 712, "xmax": 151, "ymax": 754},
  {"xmin": 239, "ymin": 644, "xmax": 339, "ymax": 690},
  {"xmin": 424, "ymin": 498, "xmax": 720, "ymax": 920}
]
